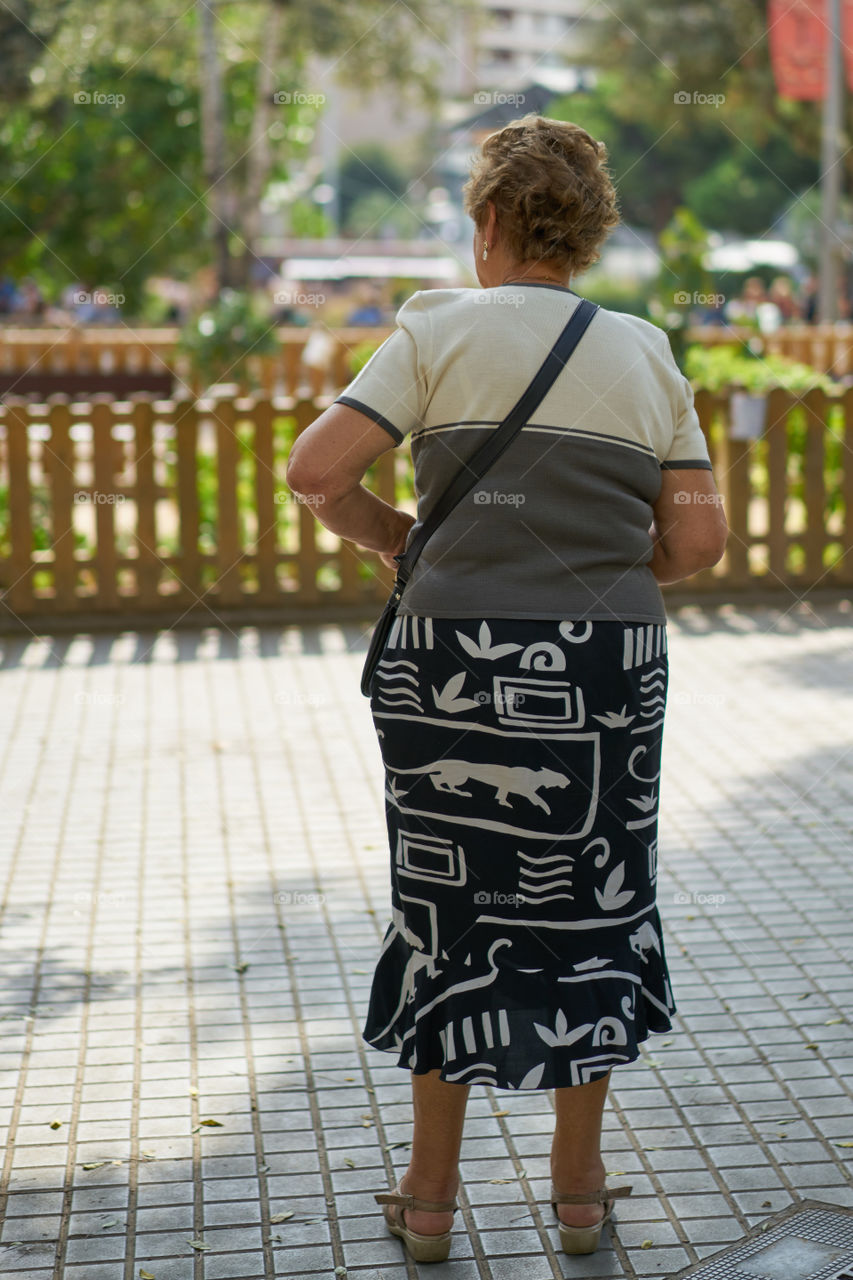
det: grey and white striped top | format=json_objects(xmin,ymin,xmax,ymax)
[{"xmin": 335, "ymin": 282, "xmax": 713, "ymax": 624}]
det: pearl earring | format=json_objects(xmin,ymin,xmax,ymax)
[{"xmin": 482, "ymin": 242, "xmax": 488, "ymax": 261}]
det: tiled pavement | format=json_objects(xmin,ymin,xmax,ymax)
[{"xmin": 0, "ymin": 598, "xmax": 852, "ymax": 1280}]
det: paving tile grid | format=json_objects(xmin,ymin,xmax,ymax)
[{"xmin": 0, "ymin": 599, "xmax": 851, "ymax": 1280}]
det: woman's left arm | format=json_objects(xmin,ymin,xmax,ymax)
[{"xmin": 285, "ymin": 402, "xmax": 415, "ymax": 568}]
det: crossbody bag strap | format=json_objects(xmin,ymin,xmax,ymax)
[{"xmin": 390, "ymin": 296, "xmax": 599, "ymax": 592}]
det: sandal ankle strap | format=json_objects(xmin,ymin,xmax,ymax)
[
  {"xmin": 375, "ymin": 1190, "xmax": 458, "ymax": 1213},
  {"xmin": 550, "ymin": 1183, "xmax": 633, "ymax": 1205}
]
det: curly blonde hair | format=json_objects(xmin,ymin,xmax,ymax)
[{"xmin": 462, "ymin": 114, "xmax": 620, "ymax": 276}]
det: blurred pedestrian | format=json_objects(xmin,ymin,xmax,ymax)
[
  {"xmin": 768, "ymin": 276, "xmax": 800, "ymax": 323},
  {"xmin": 13, "ymin": 277, "xmax": 46, "ymax": 321},
  {"xmin": 271, "ymin": 278, "xmax": 310, "ymax": 326},
  {"xmin": 727, "ymin": 275, "xmax": 767, "ymax": 323},
  {"xmin": 0, "ymin": 276, "xmax": 19, "ymax": 315},
  {"xmin": 347, "ymin": 281, "xmax": 387, "ymax": 325},
  {"xmin": 800, "ymin": 274, "xmax": 818, "ymax": 324}
]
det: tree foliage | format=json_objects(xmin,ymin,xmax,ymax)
[
  {"xmin": 0, "ymin": 68, "xmax": 206, "ymax": 311},
  {"xmin": 565, "ymin": 0, "xmax": 832, "ymax": 234},
  {"xmin": 338, "ymin": 144, "xmax": 408, "ymax": 233},
  {"xmin": 0, "ymin": 0, "xmax": 461, "ymax": 302},
  {"xmin": 555, "ymin": 70, "xmax": 819, "ymax": 236},
  {"xmin": 0, "ymin": 0, "xmax": 72, "ymax": 102}
]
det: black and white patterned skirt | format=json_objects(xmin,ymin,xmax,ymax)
[{"xmin": 364, "ymin": 614, "xmax": 677, "ymax": 1091}]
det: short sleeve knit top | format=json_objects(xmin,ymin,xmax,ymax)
[{"xmin": 334, "ymin": 282, "xmax": 713, "ymax": 624}]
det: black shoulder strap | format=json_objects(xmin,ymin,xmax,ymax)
[{"xmin": 391, "ymin": 295, "xmax": 599, "ymax": 591}]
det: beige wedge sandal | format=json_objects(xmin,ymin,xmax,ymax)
[
  {"xmin": 549, "ymin": 1182, "xmax": 633, "ymax": 1255},
  {"xmin": 375, "ymin": 1186, "xmax": 459, "ymax": 1264}
]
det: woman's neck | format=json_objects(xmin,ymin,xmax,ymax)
[{"xmin": 500, "ymin": 265, "xmax": 571, "ymax": 288}]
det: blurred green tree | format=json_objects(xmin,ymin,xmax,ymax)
[
  {"xmin": 1, "ymin": 0, "xmax": 462, "ymax": 300},
  {"xmin": 649, "ymin": 206, "xmax": 714, "ymax": 364},
  {"xmin": 338, "ymin": 144, "xmax": 408, "ymax": 234},
  {"xmin": 0, "ymin": 69, "xmax": 206, "ymax": 313},
  {"xmin": 0, "ymin": 0, "xmax": 71, "ymax": 102},
  {"xmin": 552, "ymin": 67, "xmax": 820, "ymax": 236}
]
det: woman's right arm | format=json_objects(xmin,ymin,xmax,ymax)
[{"xmin": 648, "ymin": 468, "xmax": 728, "ymax": 585}]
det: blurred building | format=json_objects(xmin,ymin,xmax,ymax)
[
  {"xmin": 474, "ymin": 0, "xmax": 596, "ymax": 89},
  {"xmin": 306, "ymin": 0, "xmax": 596, "ymax": 149},
  {"xmin": 266, "ymin": 0, "xmax": 600, "ymax": 277}
]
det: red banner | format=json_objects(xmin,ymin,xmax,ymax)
[
  {"xmin": 769, "ymin": 0, "xmax": 827, "ymax": 100},
  {"xmin": 768, "ymin": 0, "xmax": 853, "ymax": 99}
]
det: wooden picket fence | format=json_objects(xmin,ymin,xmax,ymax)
[
  {"xmin": 687, "ymin": 323, "xmax": 853, "ymax": 376},
  {"xmin": 692, "ymin": 386, "xmax": 853, "ymax": 589},
  {"xmin": 0, "ymin": 386, "xmax": 851, "ymax": 629},
  {"xmin": 0, "ymin": 394, "xmax": 399, "ymax": 626},
  {"xmin": 0, "ymin": 325, "xmax": 392, "ymax": 399},
  {"xmin": 4, "ymin": 322, "xmax": 853, "ymax": 388}
]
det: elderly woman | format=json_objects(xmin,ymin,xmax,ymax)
[{"xmin": 286, "ymin": 114, "xmax": 727, "ymax": 1264}]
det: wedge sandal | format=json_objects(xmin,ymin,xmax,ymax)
[
  {"xmin": 549, "ymin": 1181, "xmax": 633, "ymax": 1255},
  {"xmin": 375, "ymin": 1186, "xmax": 459, "ymax": 1264}
]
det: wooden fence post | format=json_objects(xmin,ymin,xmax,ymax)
[
  {"xmin": 801, "ymin": 389, "xmax": 828, "ymax": 582},
  {"xmin": 133, "ymin": 398, "xmax": 161, "ymax": 608},
  {"xmin": 764, "ymin": 388, "xmax": 790, "ymax": 584},
  {"xmin": 175, "ymin": 399, "xmax": 201, "ymax": 602},
  {"xmin": 719, "ymin": 406, "xmax": 752, "ymax": 587},
  {"xmin": 840, "ymin": 386, "xmax": 853, "ymax": 585},
  {"xmin": 252, "ymin": 398, "xmax": 278, "ymax": 603},
  {"xmin": 291, "ymin": 399, "xmax": 320, "ymax": 601},
  {"xmin": 213, "ymin": 397, "xmax": 242, "ymax": 607},
  {"xmin": 48, "ymin": 399, "xmax": 78, "ymax": 608},
  {"xmin": 91, "ymin": 398, "xmax": 119, "ymax": 610},
  {"xmin": 4, "ymin": 403, "xmax": 35, "ymax": 616}
]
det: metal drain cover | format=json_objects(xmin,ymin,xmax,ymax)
[{"xmin": 673, "ymin": 1201, "xmax": 853, "ymax": 1280}]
